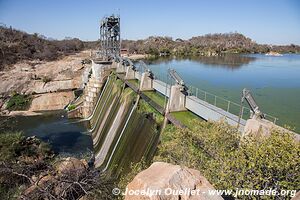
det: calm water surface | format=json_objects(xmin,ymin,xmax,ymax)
[
  {"xmin": 144, "ymin": 54, "xmax": 300, "ymax": 132},
  {"xmin": 0, "ymin": 110, "xmax": 92, "ymax": 155}
]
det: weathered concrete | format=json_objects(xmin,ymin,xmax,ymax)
[
  {"xmin": 167, "ymin": 85, "xmax": 187, "ymax": 113},
  {"xmin": 243, "ymin": 118, "xmax": 274, "ymax": 137},
  {"xmin": 116, "ymin": 62, "xmax": 126, "ymax": 73},
  {"xmin": 111, "ymin": 61, "xmax": 118, "ymax": 69},
  {"xmin": 125, "ymin": 66, "xmax": 136, "ymax": 80},
  {"xmin": 82, "ymin": 77, "xmax": 104, "ymax": 118},
  {"xmin": 186, "ymin": 96, "xmax": 246, "ymax": 131},
  {"xmin": 139, "ymin": 71, "xmax": 153, "ymax": 91},
  {"xmin": 244, "ymin": 118, "xmax": 300, "ymax": 141},
  {"xmin": 78, "ymin": 61, "xmax": 114, "ymax": 118}
]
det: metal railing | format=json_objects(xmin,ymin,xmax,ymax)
[
  {"xmin": 186, "ymin": 85, "xmax": 278, "ymax": 123},
  {"xmin": 118, "ymin": 58, "xmax": 278, "ymax": 124}
]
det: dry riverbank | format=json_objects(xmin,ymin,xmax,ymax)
[{"xmin": 0, "ymin": 51, "xmax": 91, "ymax": 116}]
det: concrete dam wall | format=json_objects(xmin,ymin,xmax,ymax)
[{"xmin": 89, "ymin": 73, "xmax": 161, "ymax": 174}]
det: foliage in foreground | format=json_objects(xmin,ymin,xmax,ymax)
[
  {"xmin": 0, "ymin": 132, "xmax": 116, "ymax": 200},
  {"xmin": 117, "ymin": 159, "xmax": 149, "ymax": 194},
  {"xmin": 154, "ymin": 120, "xmax": 300, "ymax": 199},
  {"xmin": 0, "ymin": 132, "xmax": 53, "ymax": 199}
]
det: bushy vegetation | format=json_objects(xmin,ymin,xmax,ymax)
[
  {"xmin": 0, "ymin": 132, "xmax": 53, "ymax": 199},
  {"xmin": 122, "ymin": 33, "xmax": 300, "ymax": 56},
  {"xmin": 6, "ymin": 93, "xmax": 32, "ymax": 111},
  {"xmin": 0, "ymin": 132, "xmax": 116, "ymax": 200},
  {"xmin": 154, "ymin": 120, "xmax": 299, "ymax": 199},
  {"xmin": 2, "ymin": 25, "xmax": 299, "ymax": 70},
  {"xmin": 67, "ymin": 104, "xmax": 76, "ymax": 111},
  {"xmin": 0, "ymin": 25, "xmax": 85, "ymax": 70}
]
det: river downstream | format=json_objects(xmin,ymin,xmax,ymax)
[{"xmin": 0, "ymin": 110, "xmax": 92, "ymax": 155}]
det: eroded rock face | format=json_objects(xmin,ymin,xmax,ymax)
[
  {"xmin": 0, "ymin": 51, "xmax": 90, "ymax": 114},
  {"xmin": 29, "ymin": 91, "xmax": 74, "ymax": 111},
  {"xmin": 125, "ymin": 162, "xmax": 223, "ymax": 200}
]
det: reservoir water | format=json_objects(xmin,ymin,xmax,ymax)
[{"xmin": 145, "ymin": 54, "xmax": 300, "ymax": 132}]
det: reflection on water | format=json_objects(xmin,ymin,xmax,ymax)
[
  {"xmin": 0, "ymin": 110, "xmax": 92, "ymax": 155},
  {"xmin": 145, "ymin": 54, "xmax": 256, "ymax": 69}
]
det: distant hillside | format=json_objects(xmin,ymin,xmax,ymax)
[
  {"xmin": 122, "ymin": 33, "xmax": 300, "ymax": 55},
  {"xmin": 1, "ymin": 26, "xmax": 300, "ymax": 70},
  {"xmin": 0, "ymin": 26, "xmax": 85, "ymax": 70}
]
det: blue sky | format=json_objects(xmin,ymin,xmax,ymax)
[{"xmin": 0, "ymin": 0, "xmax": 299, "ymax": 44}]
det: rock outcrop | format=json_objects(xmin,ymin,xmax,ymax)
[
  {"xmin": 29, "ymin": 91, "xmax": 74, "ymax": 111},
  {"xmin": 56, "ymin": 157, "xmax": 88, "ymax": 175},
  {"xmin": 291, "ymin": 191, "xmax": 300, "ymax": 200},
  {"xmin": 0, "ymin": 51, "xmax": 90, "ymax": 114},
  {"xmin": 125, "ymin": 162, "xmax": 223, "ymax": 200}
]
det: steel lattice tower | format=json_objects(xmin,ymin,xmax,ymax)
[{"xmin": 99, "ymin": 15, "xmax": 120, "ymax": 60}]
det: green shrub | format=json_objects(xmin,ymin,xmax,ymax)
[
  {"xmin": 42, "ymin": 76, "xmax": 52, "ymax": 83},
  {"xmin": 6, "ymin": 93, "xmax": 32, "ymax": 111},
  {"xmin": 0, "ymin": 132, "xmax": 24, "ymax": 162},
  {"xmin": 67, "ymin": 104, "xmax": 76, "ymax": 111},
  {"xmin": 154, "ymin": 120, "xmax": 300, "ymax": 199}
]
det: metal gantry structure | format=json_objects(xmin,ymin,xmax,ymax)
[
  {"xmin": 95, "ymin": 14, "xmax": 278, "ymax": 126},
  {"xmin": 99, "ymin": 15, "xmax": 121, "ymax": 60}
]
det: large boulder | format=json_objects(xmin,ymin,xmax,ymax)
[
  {"xmin": 125, "ymin": 162, "xmax": 223, "ymax": 200},
  {"xmin": 291, "ymin": 191, "xmax": 300, "ymax": 200},
  {"xmin": 56, "ymin": 157, "xmax": 87, "ymax": 175}
]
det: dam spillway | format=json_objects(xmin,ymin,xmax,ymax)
[
  {"xmin": 67, "ymin": 55, "xmax": 293, "ymax": 174},
  {"xmin": 88, "ymin": 72, "xmax": 161, "ymax": 173}
]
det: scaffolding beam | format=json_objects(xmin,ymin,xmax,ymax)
[{"xmin": 99, "ymin": 15, "xmax": 121, "ymax": 60}]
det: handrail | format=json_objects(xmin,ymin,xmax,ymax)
[
  {"xmin": 151, "ymin": 70, "xmax": 278, "ymax": 124},
  {"xmin": 186, "ymin": 84, "xmax": 278, "ymax": 124}
]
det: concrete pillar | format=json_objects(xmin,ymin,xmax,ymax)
[
  {"xmin": 81, "ymin": 60, "xmax": 111, "ymax": 118},
  {"xmin": 111, "ymin": 61, "xmax": 118, "ymax": 69},
  {"xmin": 116, "ymin": 62, "xmax": 126, "ymax": 73},
  {"xmin": 139, "ymin": 72, "xmax": 153, "ymax": 91},
  {"xmin": 243, "ymin": 118, "xmax": 300, "ymax": 142},
  {"xmin": 167, "ymin": 85, "xmax": 187, "ymax": 112},
  {"xmin": 91, "ymin": 61, "xmax": 102, "ymax": 80},
  {"xmin": 125, "ymin": 65, "xmax": 135, "ymax": 80},
  {"xmin": 243, "ymin": 118, "xmax": 273, "ymax": 137}
]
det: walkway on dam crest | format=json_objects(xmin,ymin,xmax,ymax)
[
  {"xmin": 84, "ymin": 56, "xmax": 280, "ymax": 134},
  {"xmin": 116, "ymin": 73, "xmax": 189, "ymax": 128}
]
